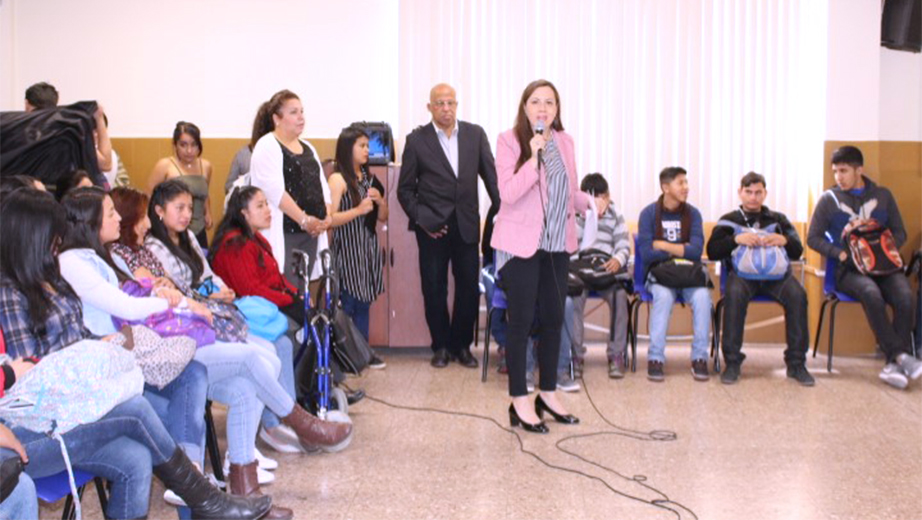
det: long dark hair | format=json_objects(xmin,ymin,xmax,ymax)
[
  {"xmin": 0, "ymin": 188, "xmax": 77, "ymax": 333},
  {"xmin": 249, "ymin": 102, "xmax": 270, "ymax": 151},
  {"xmin": 173, "ymin": 121, "xmax": 203, "ymax": 156},
  {"xmin": 148, "ymin": 180, "xmax": 204, "ymax": 284},
  {"xmin": 513, "ymin": 79, "xmax": 564, "ymax": 173},
  {"xmin": 55, "ymin": 169, "xmax": 92, "ymax": 201},
  {"xmin": 209, "ymin": 186, "xmax": 271, "ymax": 268},
  {"xmin": 334, "ymin": 125, "xmax": 370, "ymax": 208},
  {"xmin": 252, "ymin": 90, "xmax": 300, "ymax": 145},
  {"xmin": 60, "ymin": 187, "xmax": 130, "ymax": 282}
]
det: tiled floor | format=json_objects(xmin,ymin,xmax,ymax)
[{"xmin": 41, "ymin": 343, "xmax": 922, "ymax": 520}]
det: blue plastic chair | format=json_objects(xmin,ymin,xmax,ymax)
[
  {"xmin": 627, "ymin": 236, "xmax": 717, "ymax": 372},
  {"xmin": 812, "ymin": 254, "xmax": 860, "ymax": 372},
  {"xmin": 481, "ymin": 268, "xmax": 508, "ymax": 382},
  {"xmin": 712, "ymin": 260, "xmax": 804, "ymax": 372},
  {"xmin": 33, "ymin": 469, "xmax": 107, "ymax": 520}
]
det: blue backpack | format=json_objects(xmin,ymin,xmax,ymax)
[{"xmin": 715, "ymin": 220, "xmax": 790, "ymax": 281}]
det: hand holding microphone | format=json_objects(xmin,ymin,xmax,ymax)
[{"xmin": 530, "ymin": 119, "xmax": 546, "ymax": 167}]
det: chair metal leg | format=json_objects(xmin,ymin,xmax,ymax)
[
  {"xmin": 813, "ymin": 297, "xmax": 831, "ymax": 358},
  {"xmin": 625, "ymin": 299, "xmax": 635, "ymax": 369},
  {"xmin": 482, "ymin": 309, "xmax": 494, "ymax": 383},
  {"xmin": 828, "ymin": 299, "xmax": 841, "ymax": 373},
  {"xmin": 63, "ymin": 484, "xmax": 87, "ymax": 520},
  {"xmin": 204, "ymin": 401, "xmax": 224, "ymax": 482},
  {"xmin": 631, "ymin": 299, "xmax": 643, "ymax": 373},
  {"xmin": 474, "ymin": 311, "xmax": 480, "ymax": 347},
  {"xmin": 93, "ymin": 477, "xmax": 108, "ymax": 517},
  {"xmin": 713, "ymin": 299, "xmax": 723, "ymax": 373}
]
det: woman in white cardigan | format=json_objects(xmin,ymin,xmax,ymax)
[{"xmin": 248, "ymin": 89, "xmax": 333, "ymax": 293}]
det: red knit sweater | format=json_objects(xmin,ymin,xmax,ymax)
[{"xmin": 211, "ymin": 230, "xmax": 298, "ymax": 307}]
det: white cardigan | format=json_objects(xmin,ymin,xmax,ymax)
[
  {"xmin": 59, "ymin": 248, "xmax": 169, "ymax": 335},
  {"xmin": 249, "ymin": 132, "xmax": 330, "ymax": 280}
]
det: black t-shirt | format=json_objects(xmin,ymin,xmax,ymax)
[{"xmin": 279, "ymin": 140, "xmax": 327, "ymax": 234}]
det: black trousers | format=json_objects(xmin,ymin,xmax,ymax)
[
  {"xmin": 415, "ymin": 213, "xmax": 479, "ymax": 355},
  {"xmin": 500, "ymin": 251, "xmax": 569, "ymax": 397},
  {"xmin": 839, "ymin": 270, "xmax": 915, "ymax": 363},
  {"xmin": 721, "ymin": 271, "xmax": 808, "ymax": 366}
]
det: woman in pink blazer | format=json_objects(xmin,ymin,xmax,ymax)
[{"xmin": 491, "ymin": 79, "xmax": 590, "ymax": 433}]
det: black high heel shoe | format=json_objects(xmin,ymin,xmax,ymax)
[
  {"xmin": 535, "ymin": 395, "xmax": 580, "ymax": 424},
  {"xmin": 508, "ymin": 404, "xmax": 549, "ymax": 434}
]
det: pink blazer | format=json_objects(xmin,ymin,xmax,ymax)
[{"xmin": 490, "ymin": 128, "xmax": 590, "ymax": 259}]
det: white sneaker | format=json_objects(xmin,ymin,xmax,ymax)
[
  {"xmin": 897, "ymin": 353, "xmax": 922, "ymax": 380},
  {"xmin": 254, "ymin": 447, "xmax": 278, "ymax": 470},
  {"xmin": 556, "ymin": 374, "xmax": 581, "ymax": 393},
  {"xmin": 880, "ymin": 363, "xmax": 909, "ymax": 389},
  {"xmin": 259, "ymin": 425, "xmax": 303, "ymax": 454},
  {"xmin": 163, "ymin": 473, "xmax": 223, "ymax": 507},
  {"xmin": 223, "ymin": 453, "xmax": 276, "ymax": 485}
]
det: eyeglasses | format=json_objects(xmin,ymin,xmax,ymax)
[{"xmin": 432, "ymin": 100, "xmax": 457, "ymax": 108}]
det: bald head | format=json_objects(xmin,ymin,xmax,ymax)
[
  {"xmin": 429, "ymin": 83, "xmax": 456, "ymax": 102},
  {"xmin": 427, "ymin": 83, "xmax": 458, "ymax": 133}
]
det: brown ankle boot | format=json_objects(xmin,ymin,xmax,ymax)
[
  {"xmin": 281, "ymin": 405, "xmax": 353, "ymax": 451},
  {"xmin": 228, "ymin": 461, "xmax": 293, "ymax": 520}
]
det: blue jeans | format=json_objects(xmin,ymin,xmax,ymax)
[
  {"xmin": 341, "ymin": 288, "xmax": 371, "ymax": 341},
  {"xmin": 481, "ymin": 265, "xmax": 508, "ymax": 348},
  {"xmin": 0, "ymin": 467, "xmax": 37, "ymax": 520},
  {"xmin": 194, "ymin": 337, "xmax": 290, "ymax": 465},
  {"xmin": 557, "ymin": 296, "xmax": 576, "ymax": 375},
  {"xmin": 13, "ymin": 395, "xmax": 176, "ymax": 519},
  {"xmin": 261, "ymin": 334, "xmax": 296, "ymax": 430},
  {"xmin": 647, "ymin": 283, "xmax": 711, "ymax": 363},
  {"xmin": 143, "ymin": 360, "xmax": 208, "ymax": 465}
]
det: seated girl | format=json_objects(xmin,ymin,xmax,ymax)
[
  {"xmin": 110, "ymin": 186, "xmax": 304, "ymax": 456},
  {"xmin": 0, "ymin": 187, "xmax": 270, "ymax": 520}
]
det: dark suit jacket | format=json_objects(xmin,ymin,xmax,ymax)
[{"xmin": 397, "ymin": 121, "xmax": 500, "ymax": 245}]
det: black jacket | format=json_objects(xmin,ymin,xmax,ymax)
[
  {"xmin": 397, "ymin": 121, "xmax": 500, "ymax": 244},
  {"xmin": 0, "ymin": 101, "xmax": 104, "ymax": 187},
  {"xmin": 707, "ymin": 205, "xmax": 804, "ymax": 268}
]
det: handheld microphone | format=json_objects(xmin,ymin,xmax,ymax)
[{"xmin": 535, "ymin": 120, "xmax": 545, "ymax": 167}]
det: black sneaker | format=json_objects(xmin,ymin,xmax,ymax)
[
  {"xmin": 368, "ymin": 354, "xmax": 386, "ymax": 369},
  {"xmin": 647, "ymin": 360, "xmax": 665, "ymax": 382},
  {"xmin": 720, "ymin": 363, "xmax": 740, "ymax": 385},
  {"xmin": 787, "ymin": 364, "xmax": 815, "ymax": 387},
  {"xmin": 691, "ymin": 359, "xmax": 710, "ymax": 382}
]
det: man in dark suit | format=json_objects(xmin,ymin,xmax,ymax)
[{"xmin": 398, "ymin": 83, "xmax": 500, "ymax": 368}]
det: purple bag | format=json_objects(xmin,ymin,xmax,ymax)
[{"xmin": 113, "ymin": 279, "xmax": 216, "ymax": 347}]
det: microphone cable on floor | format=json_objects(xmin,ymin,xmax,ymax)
[{"xmin": 342, "ymin": 375, "xmax": 698, "ymax": 520}]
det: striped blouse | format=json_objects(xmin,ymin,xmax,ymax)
[
  {"xmin": 495, "ymin": 135, "xmax": 570, "ymax": 272},
  {"xmin": 332, "ymin": 174, "xmax": 385, "ymax": 303}
]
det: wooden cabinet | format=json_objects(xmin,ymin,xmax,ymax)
[{"xmin": 367, "ymin": 164, "xmax": 450, "ymax": 348}]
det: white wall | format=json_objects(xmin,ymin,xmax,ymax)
[
  {"xmin": 879, "ymin": 48, "xmax": 922, "ymax": 141},
  {"xmin": 0, "ymin": 0, "xmax": 399, "ymax": 138},
  {"xmin": 825, "ymin": 0, "xmax": 882, "ymax": 141}
]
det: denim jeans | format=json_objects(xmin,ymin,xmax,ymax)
[
  {"xmin": 571, "ymin": 287, "xmax": 629, "ymax": 361},
  {"xmin": 341, "ymin": 288, "xmax": 371, "ymax": 341},
  {"xmin": 838, "ymin": 269, "xmax": 915, "ymax": 363},
  {"xmin": 0, "ymin": 466, "xmax": 37, "ymax": 520},
  {"xmin": 557, "ymin": 297, "xmax": 576, "ymax": 375},
  {"xmin": 193, "ymin": 338, "xmax": 291, "ymax": 465},
  {"xmin": 482, "ymin": 265, "xmax": 508, "ymax": 348},
  {"xmin": 721, "ymin": 272, "xmax": 808, "ymax": 366},
  {"xmin": 647, "ymin": 283, "xmax": 711, "ymax": 363},
  {"xmin": 260, "ymin": 334, "xmax": 296, "ymax": 430},
  {"xmin": 143, "ymin": 360, "xmax": 208, "ymax": 465},
  {"xmin": 13, "ymin": 395, "xmax": 176, "ymax": 519}
]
